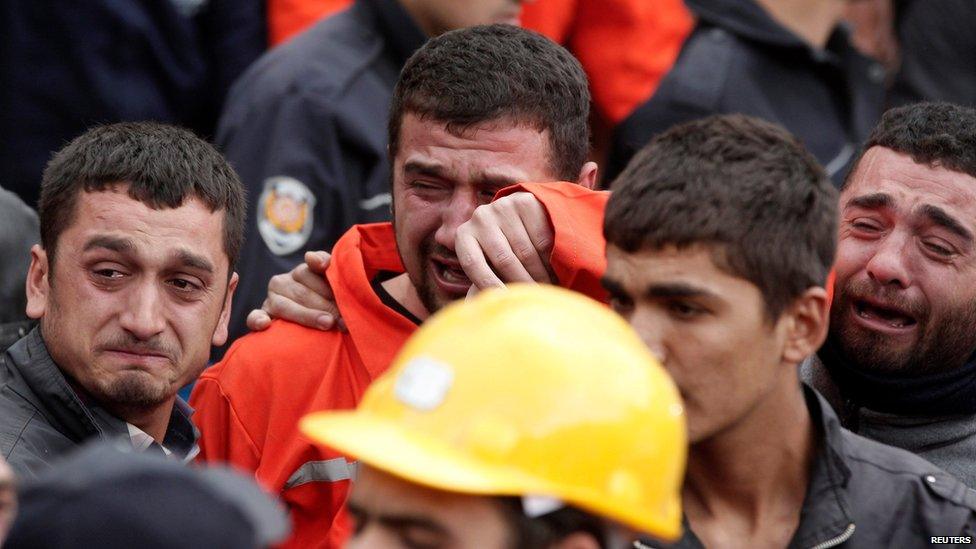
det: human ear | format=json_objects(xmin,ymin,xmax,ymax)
[
  {"xmin": 781, "ymin": 286, "xmax": 830, "ymax": 364},
  {"xmin": 211, "ymin": 272, "xmax": 240, "ymax": 347},
  {"xmin": 576, "ymin": 161, "xmax": 599, "ymax": 190},
  {"xmin": 25, "ymin": 244, "xmax": 50, "ymax": 320}
]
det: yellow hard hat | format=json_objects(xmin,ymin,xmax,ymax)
[{"xmin": 300, "ymin": 284, "xmax": 686, "ymax": 541}]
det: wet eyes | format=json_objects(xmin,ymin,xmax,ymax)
[
  {"xmin": 167, "ymin": 278, "xmax": 202, "ymax": 292},
  {"xmin": 90, "ymin": 269, "xmax": 202, "ymax": 293},
  {"xmin": 94, "ymin": 268, "xmax": 125, "ymax": 279}
]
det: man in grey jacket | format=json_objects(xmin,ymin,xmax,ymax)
[
  {"xmin": 0, "ymin": 122, "xmax": 244, "ymax": 477},
  {"xmin": 802, "ymin": 102, "xmax": 976, "ymax": 488}
]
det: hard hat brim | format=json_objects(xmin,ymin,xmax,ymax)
[{"xmin": 299, "ymin": 411, "xmax": 682, "ymax": 541}]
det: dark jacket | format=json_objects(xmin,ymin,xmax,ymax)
[
  {"xmin": 216, "ymin": 0, "xmax": 426, "ymax": 348},
  {"xmin": 0, "ymin": 0, "xmax": 266, "ymax": 208},
  {"xmin": 889, "ymin": 0, "xmax": 976, "ymax": 107},
  {"xmin": 0, "ymin": 328, "xmax": 198, "ymax": 478},
  {"xmin": 607, "ymin": 0, "xmax": 885, "ymax": 186},
  {"xmin": 803, "ymin": 353, "xmax": 976, "ymax": 489},
  {"xmin": 0, "ymin": 186, "xmax": 37, "ymax": 331},
  {"xmin": 645, "ymin": 386, "xmax": 976, "ymax": 549}
]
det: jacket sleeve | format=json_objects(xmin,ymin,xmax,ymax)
[{"xmin": 495, "ymin": 182, "xmax": 609, "ymax": 303}]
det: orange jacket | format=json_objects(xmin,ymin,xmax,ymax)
[
  {"xmin": 521, "ymin": 0, "xmax": 692, "ymax": 124},
  {"xmin": 190, "ymin": 182, "xmax": 608, "ymax": 548}
]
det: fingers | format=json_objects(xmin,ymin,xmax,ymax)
[
  {"xmin": 259, "ymin": 257, "xmax": 342, "ymax": 331},
  {"xmin": 304, "ymin": 250, "xmax": 331, "ymax": 274},
  {"xmin": 456, "ymin": 227, "xmax": 505, "ymax": 290},
  {"xmin": 290, "ymin": 264, "xmax": 334, "ymax": 300},
  {"xmin": 264, "ymin": 293, "xmax": 338, "ymax": 331},
  {"xmin": 245, "ymin": 309, "xmax": 272, "ymax": 331},
  {"xmin": 455, "ymin": 193, "xmax": 555, "ymax": 289}
]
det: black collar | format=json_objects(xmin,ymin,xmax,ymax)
[{"xmin": 818, "ymin": 339, "xmax": 976, "ymax": 417}]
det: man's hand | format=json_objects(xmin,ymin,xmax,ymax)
[
  {"xmin": 245, "ymin": 251, "xmax": 344, "ymax": 331},
  {"xmin": 455, "ymin": 192, "xmax": 556, "ymax": 290}
]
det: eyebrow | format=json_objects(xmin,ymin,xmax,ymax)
[
  {"xmin": 403, "ymin": 159, "xmax": 447, "ymax": 179},
  {"xmin": 83, "ymin": 236, "xmax": 214, "ymax": 274},
  {"xmin": 846, "ymin": 192, "xmax": 892, "ymax": 210},
  {"xmin": 920, "ymin": 204, "xmax": 974, "ymax": 243},
  {"xmin": 83, "ymin": 235, "xmax": 135, "ymax": 254},
  {"xmin": 601, "ymin": 276, "xmax": 718, "ymax": 301},
  {"xmin": 176, "ymin": 248, "xmax": 215, "ymax": 274}
]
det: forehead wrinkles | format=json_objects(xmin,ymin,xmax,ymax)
[{"xmin": 847, "ymin": 149, "xmax": 976, "ymax": 212}]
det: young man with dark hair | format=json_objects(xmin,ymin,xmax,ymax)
[
  {"xmin": 219, "ymin": 0, "xmax": 528, "ymax": 344},
  {"xmin": 190, "ymin": 24, "xmax": 598, "ymax": 549},
  {"xmin": 601, "ymin": 114, "xmax": 975, "ymax": 547},
  {"xmin": 806, "ymin": 102, "xmax": 976, "ymax": 487},
  {"xmin": 0, "ymin": 122, "xmax": 245, "ymax": 477}
]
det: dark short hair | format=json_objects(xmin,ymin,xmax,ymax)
[
  {"xmin": 844, "ymin": 102, "xmax": 976, "ymax": 188},
  {"xmin": 604, "ymin": 114, "xmax": 838, "ymax": 319},
  {"xmin": 388, "ymin": 24, "xmax": 590, "ymax": 181},
  {"xmin": 39, "ymin": 122, "xmax": 246, "ymax": 270}
]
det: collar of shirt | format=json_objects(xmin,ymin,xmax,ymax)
[{"xmin": 126, "ymin": 422, "xmax": 173, "ymax": 456}]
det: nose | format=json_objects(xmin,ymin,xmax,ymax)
[
  {"xmin": 118, "ymin": 281, "xmax": 167, "ymax": 340},
  {"xmin": 629, "ymin": 309, "xmax": 668, "ymax": 365},
  {"xmin": 434, "ymin": 190, "xmax": 479, "ymax": 251},
  {"xmin": 865, "ymin": 232, "xmax": 913, "ymax": 289}
]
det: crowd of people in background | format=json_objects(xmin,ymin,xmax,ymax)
[{"xmin": 1, "ymin": 0, "xmax": 976, "ymax": 547}]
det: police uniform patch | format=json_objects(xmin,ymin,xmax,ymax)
[{"xmin": 257, "ymin": 176, "xmax": 316, "ymax": 256}]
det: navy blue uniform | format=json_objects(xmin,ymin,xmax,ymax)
[
  {"xmin": 607, "ymin": 0, "xmax": 886, "ymax": 186},
  {"xmin": 216, "ymin": 0, "xmax": 426, "ymax": 346},
  {"xmin": 0, "ymin": 0, "xmax": 266, "ymax": 208}
]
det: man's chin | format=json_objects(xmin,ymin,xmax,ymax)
[
  {"xmin": 835, "ymin": 326, "xmax": 918, "ymax": 373},
  {"xmin": 98, "ymin": 372, "xmax": 174, "ymax": 410}
]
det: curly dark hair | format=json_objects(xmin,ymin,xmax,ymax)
[
  {"xmin": 388, "ymin": 24, "xmax": 590, "ymax": 181},
  {"xmin": 846, "ymin": 102, "xmax": 976, "ymax": 187}
]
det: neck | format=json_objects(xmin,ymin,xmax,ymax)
[
  {"xmin": 382, "ymin": 273, "xmax": 432, "ymax": 321},
  {"xmin": 754, "ymin": 0, "xmax": 845, "ymax": 49},
  {"xmin": 684, "ymin": 377, "xmax": 814, "ymax": 543},
  {"xmin": 111, "ymin": 397, "xmax": 176, "ymax": 443},
  {"xmin": 396, "ymin": 0, "xmax": 437, "ymax": 37}
]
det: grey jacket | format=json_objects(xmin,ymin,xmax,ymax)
[
  {"xmin": 803, "ymin": 355, "xmax": 976, "ymax": 488},
  {"xmin": 651, "ymin": 386, "xmax": 976, "ymax": 549},
  {"xmin": 0, "ymin": 185, "xmax": 38, "ymax": 352},
  {"xmin": 0, "ymin": 328, "xmax": 198, "ymax": 478}
]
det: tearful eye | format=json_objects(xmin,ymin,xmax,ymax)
[
  {"xmin": 923, "ymin": 240, "xmax": 954, "ymax": 258},
  {"xmin": 94, "ymin": 269, "xmax": 125, "ymax": 279},
  {"xmin": 168, "ymin": 278, "xmax": 201, "ymax": 292}
]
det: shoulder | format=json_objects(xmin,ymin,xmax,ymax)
[
  {"xmin": 841, "ymin": 428, "xmax": 976, "ymax": 521},
  {"xmin": 0, "ymin": 381, "xmax": 74, "ymax": 478},
  {"xmin": 201, "ymin": 320, "xmax": 348, "ymax": 388},
  {"xmin": 220, "ymin": 10, "xmax": 386, "ymax": 119}
]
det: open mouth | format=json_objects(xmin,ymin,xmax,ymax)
[
  {"xmin": 853, "ymin": 299, "xmax": 917, "ymax": 329},
  {"xmin": 431, "ymin": 257, "xmax": 472, "ymax": 291}
]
